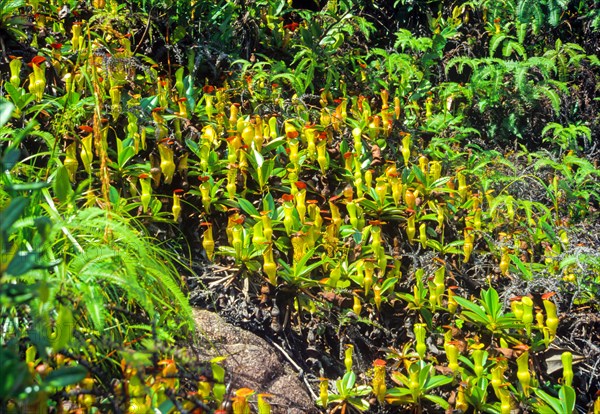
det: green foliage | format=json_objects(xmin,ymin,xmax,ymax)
[
  {"xmin": 322, "ymin": 371, "xmax": 371, "ymax": 412},
  {"xmin": 534, "ymin": 384, "xmax": 576, "ymax": 414},
  {"xmin": 453, "ymin": 288, "xmax": 522, "ymax": 335},
  {"xmin": 541, "ymin": 122, "xmax": 591, "ymax": 151},
  {"xmin": 387, "ymin": 360, "xmax": 453, "ymax": 409},
  {"xmin": 1, "ymin": 0, "xmax": 599, "ymax": 412},
  {"xmin": 0, "ymin": 0, "xmax": 27, "ymax": 40},
  {"xmin": 517, "ymin": 0, "xmax": 570, "ymax": 29},
  {"xmin": 0, "ymin": 101, "xmax": 194, "ymax": 410}
]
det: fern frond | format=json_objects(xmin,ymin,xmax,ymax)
[
  {"xmin": 489, "ymin": 33, "xmax": 508, "ymax": 58},
  {"xmin": 587, "ymin": 54, "xmax": 600, "ymax": 66},
  {"xmin": 517, "ymin": 0, "xmax": 536, "ymax": 23},
  {"xmin": 547, "ymin": 0, "xmax": 566, "ymax": 27},
  {"xmin": 536, "ymin": 85, "xmax": 562, "ymax": 114},
  {"xmin": 517, "ymin": 22, "xmax": 528, "ymax": 44},
  {"xmin": 514, "ymin": 64, "xmax": 530, "ymax": 96},
  {"xmin": 79, "ymin": 283, "xmax": 106, "ymax": 331},
  {"xmin": 564, "ymin": 154, "xmax": 595, "ymax": 171},
  {"xmin": 531, "ymin": 2, "xmax": 545, "ymax": 31},
  {"xmin": 394, "ymin": 29, "xmax": 432, "ymax": 53},
  {"xmin": 394, "ymin": 29, "xmax": 413, "ymax": 51},
  {"xmin": 445, "ymin": 56, "xmax": 480, "ymax": 77},
  {"xmin": 533, "ymin": 156, "xmax": 565, "ymax": 173},
  {"xmin": 51, "ymin": 207, "xmax": 195, "ymax": 343},
  {"xmin": 503, "ymin": 40, "xmax": 527, "ymax": 59},
  {"xmin": 547, "ymin": 79, "xmax": 569, "ymax": 93},
  {"xmin": 354, "ymin": 15, "xmax": 375, "ymax": 39},
  {"xmin": 527, "ymin": 56, "xmax": 557, "ymax": 77},
  {"xmin": 29, "ymin": 130, "xmax": 56, "ymax": 151}
]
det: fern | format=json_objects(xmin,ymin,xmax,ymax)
[
  {"xmin": 546, "ymin": 0, "xmax": 567, "ymax": 27},
  {"xmin": 563, "ymin": 154, "xmax": 596, "ymax": 171},
  {"xmin": 489, "ymin": 33, "xmax": 509, "ymax": 58},
  {"xmin": 394, "ymin": 29, "xmax": 433, "ymax": 53},
  {"xmin": 513, "ymin": 63, "xmax": 530, "ymax": 96},
  {"xmin": 547, "ymin": 79, "xmax": 569, "ymax": 94},
  {"xmin": 352, "ymin": 15, "xmax": 376, "ymax": 40},
  {"xmin": 526, "ymin": 56, "xmax": 558, "ymax": 78},
  {"xmin": 445, "ymin": 56, "xmax": 481, "ymax": 77},
  {"xmin": 517, "ymin": 0, "xmax": 544, "ymax": 27},
  {"xmin": 536, "ymin": 85, "xmax": 562, "ymax": 114},
  {"xmin": 78, "ymin": 283, "xmax": 106, "ymax": 331},
  {"xmin": 587, "ymin": 6, "xmax": 600, "ymax": 31},
  {"xmin": 502, "ymin": 40, "xmax": 527, "ymax": 59},
  {"xmin": 517, "ymin": 22, "xmax": 528, "ymax": 44},
  {"xmin": 517, "ymin": 0, "xmax": 571, "ymax": 29},
  {"xmin": 487, "ymin": 33, "xmax": 527, "ymax": 60},
  {"xmin": 49, "ymin": 207, "xmax": 194, "ymax": 343}
]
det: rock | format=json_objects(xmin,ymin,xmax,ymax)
[{"xmin": 192, "ymin": 308, "xmax": 319, "ymax": 414}]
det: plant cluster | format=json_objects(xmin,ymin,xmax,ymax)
[{"xmin": 1, "ymin": 0, "xmax": 599, "ymax": 413}]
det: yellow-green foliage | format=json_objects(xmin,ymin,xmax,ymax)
[{"xmin": 1, "ymin": 0, "xmax": 599, "ymax": 412}]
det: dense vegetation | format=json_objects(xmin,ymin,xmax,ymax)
[{"xmin": 1, "ymin": 0, "xmax": 599, "ymax": 413}]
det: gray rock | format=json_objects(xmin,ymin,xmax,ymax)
[{"xmin": 192, "ymin": 308, "xmax": 320, "ymax": 414}]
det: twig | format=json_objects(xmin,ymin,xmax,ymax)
[
  {"xmin": 265, "ymin": 336, "xmax": 319, "ymax": 401},
  {"xmin": 132, "ymin": 9, "xmax": 153, "ymax": 56},
  {"xmin": 207, "ymin": 271, "xmax": 239, "ymax": 288},
  {"xmin": 0, "ymin": 35, "xmax": 8, "ymax": 63}
]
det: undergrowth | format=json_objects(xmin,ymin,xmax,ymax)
[{"xmin": 1, "ymin": 0, "xmax": 599, "ymax": 413}]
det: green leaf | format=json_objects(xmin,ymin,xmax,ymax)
[
  {"xmin": 263, "ymin": 193, "xmax": 276, "ymax": 218},
  {"xmin": 453, "ymin": 296, "xmax": 488, "ymax": 322},
  {"xmin": 263, "ymin": 136, "xmax": 286, "ymax": 153},
  {"xmin": 237, "ymin": 197, "xmax": 260, "ymax": 218},
  {"xmin": 339, "ymin": 370, "xmax": 356, "ymax": 393},
  {"xmin": 426, "ymin": 374, "xmax": 453, "ymax": 389},
  {"xmin": 158, "ymin": 400, "xmax": 176, "ymax": 414},
  {"xmin": 425, "ymin": 239, "xmax": 442, "ymax": 251},
  {"xmin": 34, "ymin": 216, "xmax": 52, "ymax": 242},
  {"xmin": 109, "ymin": 186, "xmax": 120, "ymax": 206},
  {"xmin": 430, "ymin": 176, "xmax": 452, "ymax": 189},
  {"xmin": 80, "ymin": 283, "xmax": 106, "ymax": 330},
  {"xmin": 509, "ymin": 254, "xmax": 533, "ymax": 280},
  {"xmin": 380, "ymin": 277, "xmax": 397, "ymax": 294},
  {"xmin": 1, "ymin": 147, "xmax": 20, "ymax": 171},
  {"xmin": 140, "ymin": 95, "xmax": 159, "ymax": 112},
  {"xmin": 53, "ymin": 166, "xmax": 74, "ymax": 203},
  {"xmin": 118, "ymin": 143, "xmax": 135, "ymax": 167},
  {"xmin": 260, "ymin": 159, "xmax": 274, "ymax": 185},
  {"xmin": 558, "ymin": 256, "xmax": 578, "ymax": 270},
  {"xmin": 0, "ymin": 282, "xmax": 38, "ymax": 303},
  {"xmin": 535, "ymin": 387, "xmax": 565, "ymax": 413},
  {"xmin": 0, "ymin": 100, "xmax": 15, "ymax": 127},
  {"xmin": 461, "ymin": 310, "xmax": 490, "ymax": 326},
  {"xmin": 489, "ymin": 33, "xmax": 508, "ymax": 58},
  {"xmin": 6, "ymin": 251, "xmax": 39, "ymax": 277},
  {"xmin": 387, "ymin": 386, "xmax": 412, "ymax": 397},
  {"xmin": 42, "ymin": 366, "xmax": 87, "ymax": 389},
  {"xmin": 185, "ymin": 138, "xmax": 201, "ymax": 158},
  {"xmin": 425, "ymin": 394, "xmax": 450, "ymax": 409},
  {"xmin": 481, "ymin": 288, "xmax": 501, "ymax": 318},
  {"xmin": 412, "ymin": 164, "xmax": 427, "ymax": 186},
  {"xmin": 559, "ymin": 385, "xmax": 576, "ymax": 413},
  {"xmin": 1, "ymin": 197, "xmax": 28, "ymax": 235},
  {"xmin": 0, "ymin": 351, "xmax": 29, "ymax": 398},
  {"xmin": 296, "ymin": 258, "xmax": 326, "ymax": 279},
  {"xmin": 253, "ymin": 147, "xmax": 264, "ymax": 168},
  {"xmin": 347, "ymin": 396, "xmax": 370, "ymax": 411},
  {"xmin": 4, "ymin": 82, "xmax": 35, "ymax": 110},
  {"xmin": 537, "ymin": 86, "xmax": 561, "ymax": 115},
  {"xmin": 9, "ymin": 182, "xmax": 49, "ymax": 192},
  {"xmin": 507, "ymin": 40, "xmax": 526, "ymax": 59}
]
